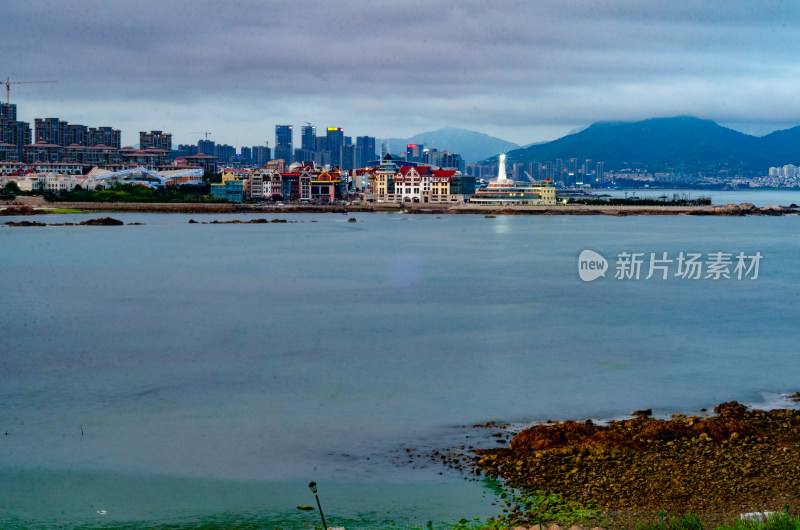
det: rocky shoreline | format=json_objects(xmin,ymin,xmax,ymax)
[
  {"xmin": 434, "ymin": 397, "xmax": 800, "ymax": 527},
  {"xmin": 2, "ymin": 199, "xmax": 800, "ymax": 216}
]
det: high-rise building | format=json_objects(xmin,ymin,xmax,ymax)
[
  {"xmin": 326, "ymin": 127, "xmax": 344, "ymax": 167},
  {"xmin": 198, "ymin": 139, "xmax": 215, "ymax": 155},
  {"xmin": 341, "ymin": 144, "xmax": 356, "ymax": 171},
  {"xmin": 423, "ymin": 149, "xmax": 464, "ymax": 171},
  {"xmin": 66, "ymin": 124, "xmax": 88, "ymax": 146},
  {"xmin": 568, "ymin": 157, "xmax": 578, "ymax": 186},
  {"xmin": 251, "ymin": 145, "xmax": 271, "ymax": 167},
  {"xmin": 356, "ymin": 136, "xmax": 376, "ymax": 168},
  {"xmin": 275, "ymin": 125, "xmax": 293, "ymax": 163},
  {"xmin": 240, "ymin": 146, "xmax": 252, "ymax": 161},
  {"xmin": 0, "ymin": 103, "xmax": 17, "ymax": 123},
  {"xmin": 406, "ymin": 144, "xmax": 424, "ymax": 162},
  {"xmin": 140, "ymin": 130, "xmax": 172, "ymax": 153},
  {"xmin": 1, "ymin": 118, "xmax": 30, "ymax": 162},
  {"xmin": 88, "ymin": 127, "xmax": 121, "ymax": 148},
  {"xmin": 1, "ymin": 103, "xmax": 17, "ymax": 145},
  {"xmin": 216, "ymin": 144, "xmax": 236, "ymax": 163},
  {"xmin": 301, "ymin": 124, "xmax": 316, "ymax": 151},
  {"xmin": 176, "ymin": 144, "xmax": 198, "ymax": 158},
  {"xmin": 35, "ymin": 118, "xmax": 68, "ymax": 146}
]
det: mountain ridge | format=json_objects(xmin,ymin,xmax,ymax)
[{"xmin": 485, "ymin": 116, "xmax": 800, "ymax": 175}]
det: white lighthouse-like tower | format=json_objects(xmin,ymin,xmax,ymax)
[{"xmin": 495, "ymin": 153, "xmax": 513, "ymax": 183}]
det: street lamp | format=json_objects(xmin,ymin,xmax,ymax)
[{"xmin": 308, "ymin": 481, "xmax": 328, "ymax": 530}]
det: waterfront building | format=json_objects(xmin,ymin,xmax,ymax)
[
  {"xmin": 245, "ymin": 169, "xmax": 264, "ymax": 201},
  {"xmin": 395, "ymin": 165, "xmax": 429, "ymax": 203},
  {"xmin": 210, "ymin": 171, "xmax": 244, "ymax": 201},
  {"xmin": 450, "ymin": 173, "xmax": 476, "ymax": 196},
  {"xmin": 262, "ymin": 171, "xmax": 282, "ymax": 199},
  {"xmin": 73, "ymin": 166, "xmax": 203, "ymax": 189},
  {"xmin": 280, "ymin": 171, "xmax": 312, "ymax": 201},
  {"xmin": 365, "ymin": 155, "xmax": 402, "ymax": 202},
  {"xmin": 468, "ymin": 154, "xmax": 556, "ymax": 206},
  {"xmin": 310, "ymin": 169, "xmax": 341, "ymax": 203}
]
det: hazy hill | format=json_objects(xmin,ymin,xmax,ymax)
[
  {"xmin": 491, "ymin": 117, "xmax": 800, "ymax": 174},
  {"xmin": 381, "ymin": 127, "xmax": 519, "ymax": 164}
]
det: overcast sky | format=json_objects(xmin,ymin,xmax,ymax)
[{"xmin": 6, "ymin": 1, "xmax": 800, "ymax": 148}]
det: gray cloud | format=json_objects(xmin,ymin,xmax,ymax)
[{"xmin": 6, "ymin": 0, "xmax": 800, "ymax": 146}]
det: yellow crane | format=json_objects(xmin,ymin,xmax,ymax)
[
  {"xmin": 2, "ymin": 77, "xmax": 57, "ymax": 143},
  {"xmin": 4, "ymin": 77, "xmax": 57, "ymax": 109}
]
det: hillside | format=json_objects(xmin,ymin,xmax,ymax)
[
  {"xmin": 491, "ymin": 117, "xmax": 800, "ymax": 174},
  {"xmin": 381, "ymin": 127, "xmax": 519, "ymax": 164}
]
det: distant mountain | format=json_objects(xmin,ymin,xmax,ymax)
[
  {"xmin": 381, "ymin": 127, "xmax": 519, "ymax": 164},
  {"xmin": 490, "ymin": 117, "xmax": 800, "ymax": 175}
]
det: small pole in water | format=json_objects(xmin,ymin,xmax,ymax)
[
  {"xmin": 308, "ymin": 481, "xmax": 327, "ymax": 530},
  {"xmin": 80, "ymin": 425, "xmax": 84, "ymax": 437}
]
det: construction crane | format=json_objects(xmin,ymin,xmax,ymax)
[
  {"xmin": 190, "ymin": 131, "xmax": 212, "ymax": 140},
  {"xmin": 2, "ymin": 77, "xmax": 56, "ymax": 144},
  {"xmin": 4, "ymin": 77, "xmax": 57, "ymax": 109}
]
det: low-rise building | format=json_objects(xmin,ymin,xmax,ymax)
[{"xmin": 210, "ymin": 171, "xmax": 244, "ymax": 201}]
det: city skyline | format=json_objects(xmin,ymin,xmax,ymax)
[{"xmin": 6, "ymin": 1, "xmax": 800, "ymax": 147}]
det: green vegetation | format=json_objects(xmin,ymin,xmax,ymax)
[
  {"xmin": 43, "ymin": 208, "xmax": 92, "ymax": 213},
  {"xmin": 48, "ymin": 183, "xmax": 227, "ymax": 203}
]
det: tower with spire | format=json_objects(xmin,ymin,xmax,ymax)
[{"xmin": 495, "ymin": 153, "xmax": 512, "ymax": 183}]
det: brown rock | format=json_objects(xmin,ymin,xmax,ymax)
[{"xmin": 80, "ymin": 217, "xmax": 124, "ymax": 226}]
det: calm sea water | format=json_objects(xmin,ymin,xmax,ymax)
[{"xmin": 2, "ymin": 200, "xmax": 800, "ymax": 527}]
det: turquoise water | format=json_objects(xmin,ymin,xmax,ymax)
[{"xmin": 2, "ymin": 209, "xmax": 800, "ymax": 527}]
